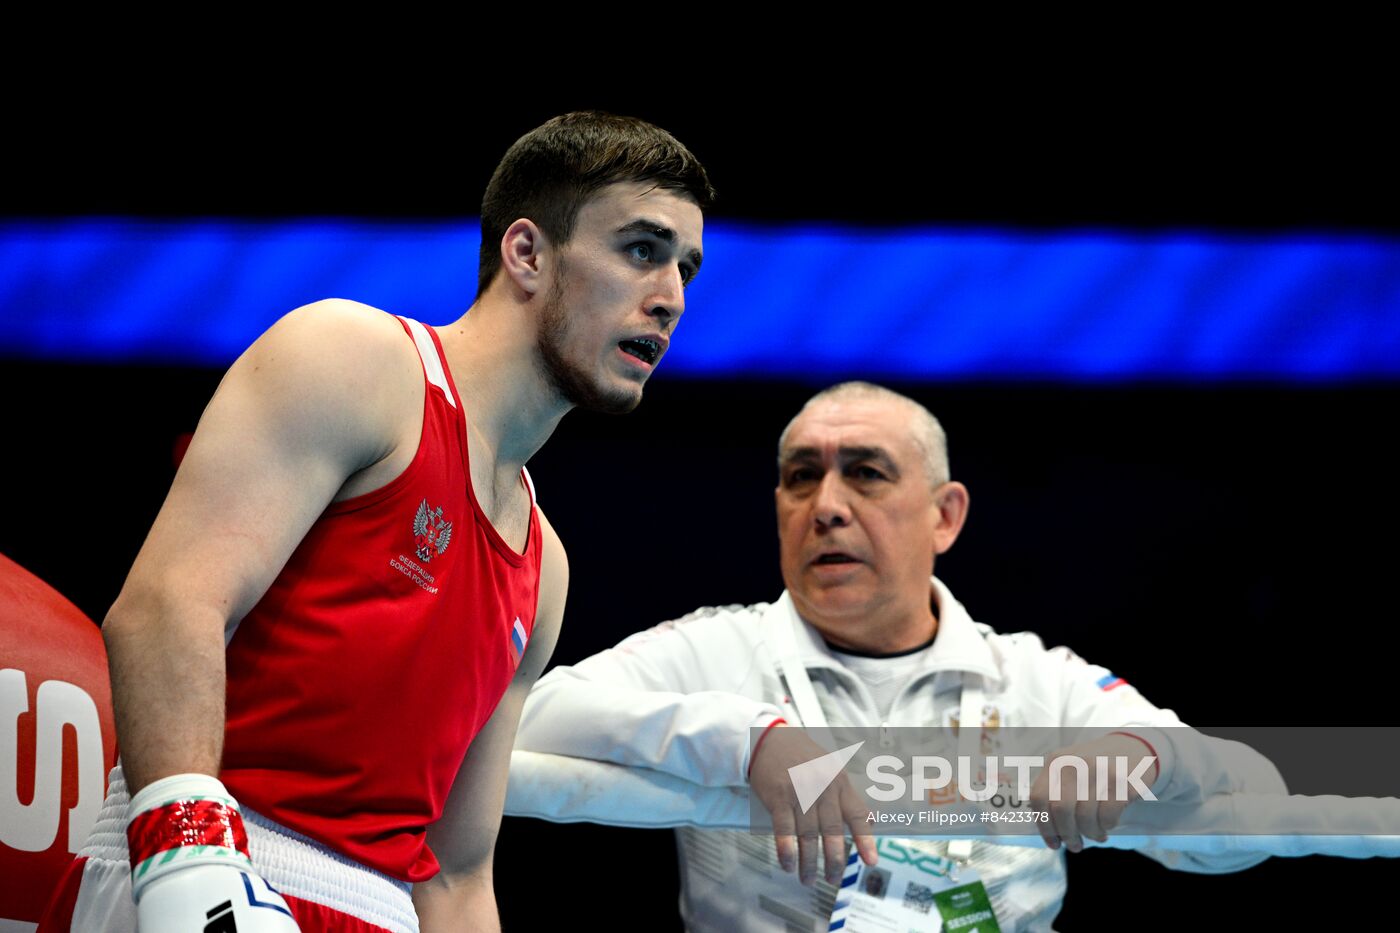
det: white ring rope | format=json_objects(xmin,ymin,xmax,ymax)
[{"xmin": 506, "ymin": 750, "xmax": 1400, "ymax": 859}]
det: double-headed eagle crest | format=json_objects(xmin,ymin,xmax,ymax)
[{"xmin": 413, "ymin": 498, "xmax": 453, "ymax": 562}]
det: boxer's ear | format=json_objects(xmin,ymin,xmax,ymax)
[{"xmin": 499, "ymin": 219, "xmax": 549, "ymax": 299}]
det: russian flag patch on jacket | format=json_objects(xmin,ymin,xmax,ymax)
[{"xmin": 1097, "ymin": 672, "xmax": 1127, "ymax": 691}]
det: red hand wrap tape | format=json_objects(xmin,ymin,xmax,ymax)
[{"xmin": 126, "ymin": 799, "xmax": 250, "ymax": 866}]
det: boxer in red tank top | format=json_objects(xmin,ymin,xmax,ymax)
[
  {"xmin": 42, "ymin": 112, "xmax": 713, "ymax": 933},
  {"xmin": 219, "ymin": 315, "xmax": 544, "ymax": 883}
]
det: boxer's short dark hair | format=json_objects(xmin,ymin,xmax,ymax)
[{"xmin": 477, "ymin": 111, "xmax": 715, "ymax": 296}]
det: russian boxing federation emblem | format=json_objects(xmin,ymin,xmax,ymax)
[{"xmin": 413, "ymin": 499, "xmax": 453, "ymax": 563}]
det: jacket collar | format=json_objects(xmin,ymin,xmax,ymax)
[{"xmin": 761, "ymin": 577, "xmax": 1002, "ymax": 685}]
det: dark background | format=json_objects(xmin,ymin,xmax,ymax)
[{"xmin": 5, "ymin": 70, "xmax": 1397, "ymax": 928}]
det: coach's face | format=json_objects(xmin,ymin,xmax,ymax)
[
  {"xmin": 776, "ymin": 398, "xmax": 966, "ymax": 652},
  {"xmin": 537, "ymin": 181, "xmax": 703, "ymax": 414}
]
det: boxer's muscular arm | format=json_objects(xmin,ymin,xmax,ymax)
[
  {"xmin": 413, "ymin": 512, "xmax": 568, "ymax": 932},
  {"xmin": 103, "ymin": 300, "xmax": 419, "ymax": 793}
]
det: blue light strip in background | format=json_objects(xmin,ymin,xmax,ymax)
[{"xmin": 2, "ymin": 220, "xmax": 1397, "ymax": 380}]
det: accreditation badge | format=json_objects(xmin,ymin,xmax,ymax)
[{"xmin": 829, "ymin": 839, "xmax": 1002, "ymax": 932}]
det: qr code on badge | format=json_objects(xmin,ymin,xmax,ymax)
[{"xmin": 903, "ymin": 881, "xmax": 936, "ymax": 914}]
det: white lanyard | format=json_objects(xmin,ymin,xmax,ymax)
[
  {"xmin": 764, "ymin": 604, "xmax": 982, "ymax": 861},
  {"xmin": 765, "ymin": 603, "xmax": 985, "ymax": 732},
  {"xmin": 768, "ymin": 611, "xmax": 830, "ymax": 728},
  {"xmin": 949, "ymin": 678, "xmax": 984, "ymax": 862}
]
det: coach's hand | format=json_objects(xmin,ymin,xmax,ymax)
[
  {"xmin": 747, "ymin": 724, "xmax": 877, "ymax": 886},
  {"xmin": 128, "ymin": 773, "xmax": 300, "ymax": 932},
  {"xmin": 1029, "ymin": 733, "xmax": 1160, "ymax": 853}
]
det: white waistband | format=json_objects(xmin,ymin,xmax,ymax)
[{"xmin": 82, "ymin": 764, "xmax": 419, "ymax": 933}]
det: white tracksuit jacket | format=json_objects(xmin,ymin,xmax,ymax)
[{"xmin": 515, "ymin": 578, "xmax": 1283, "ymax": 931}]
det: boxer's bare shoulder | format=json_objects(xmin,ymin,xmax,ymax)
[
  {"xmin": 111, "ymin": 300, "xmax": 424, "ymax": 627},
  {"xmin": 209, "ymin": 299, "xmax": 427, "ymax": 498}
]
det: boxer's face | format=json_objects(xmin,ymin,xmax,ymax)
[
  {"xmin": 776, "ymin": 398, "xmax": 956, "ymax": 652},
  {"xmin": 537, "ymin": 181, "xmax": 703, "ymax": 413}
]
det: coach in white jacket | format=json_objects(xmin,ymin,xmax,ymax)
[{"xmin": 515, "ymin": 382, "xmax": 1282, "ymax": 931}]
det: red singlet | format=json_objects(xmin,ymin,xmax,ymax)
[{"xmin": 220, "ymin": 315, "xmax": 542, "ymax": 883}]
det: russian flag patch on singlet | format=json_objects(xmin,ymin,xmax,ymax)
[
  {"xmin": 1097, "ymin": 672, "xmax": 1127, "ymax": 691},
  {"xmin": 509, "ymin": 617, "xmax": 528, "ymax": 665}
]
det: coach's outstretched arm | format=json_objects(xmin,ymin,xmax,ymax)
[
  {"xmin": 412, "ymin": 514, "xmax": 567, "ymax": 931},
  {"xmin": 102, "ymin": 301, "xmax": 420, "ymax": 930},
  {"xmin": 516, "ymin": 607, "xmax": 878, "ymax": 885}
]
